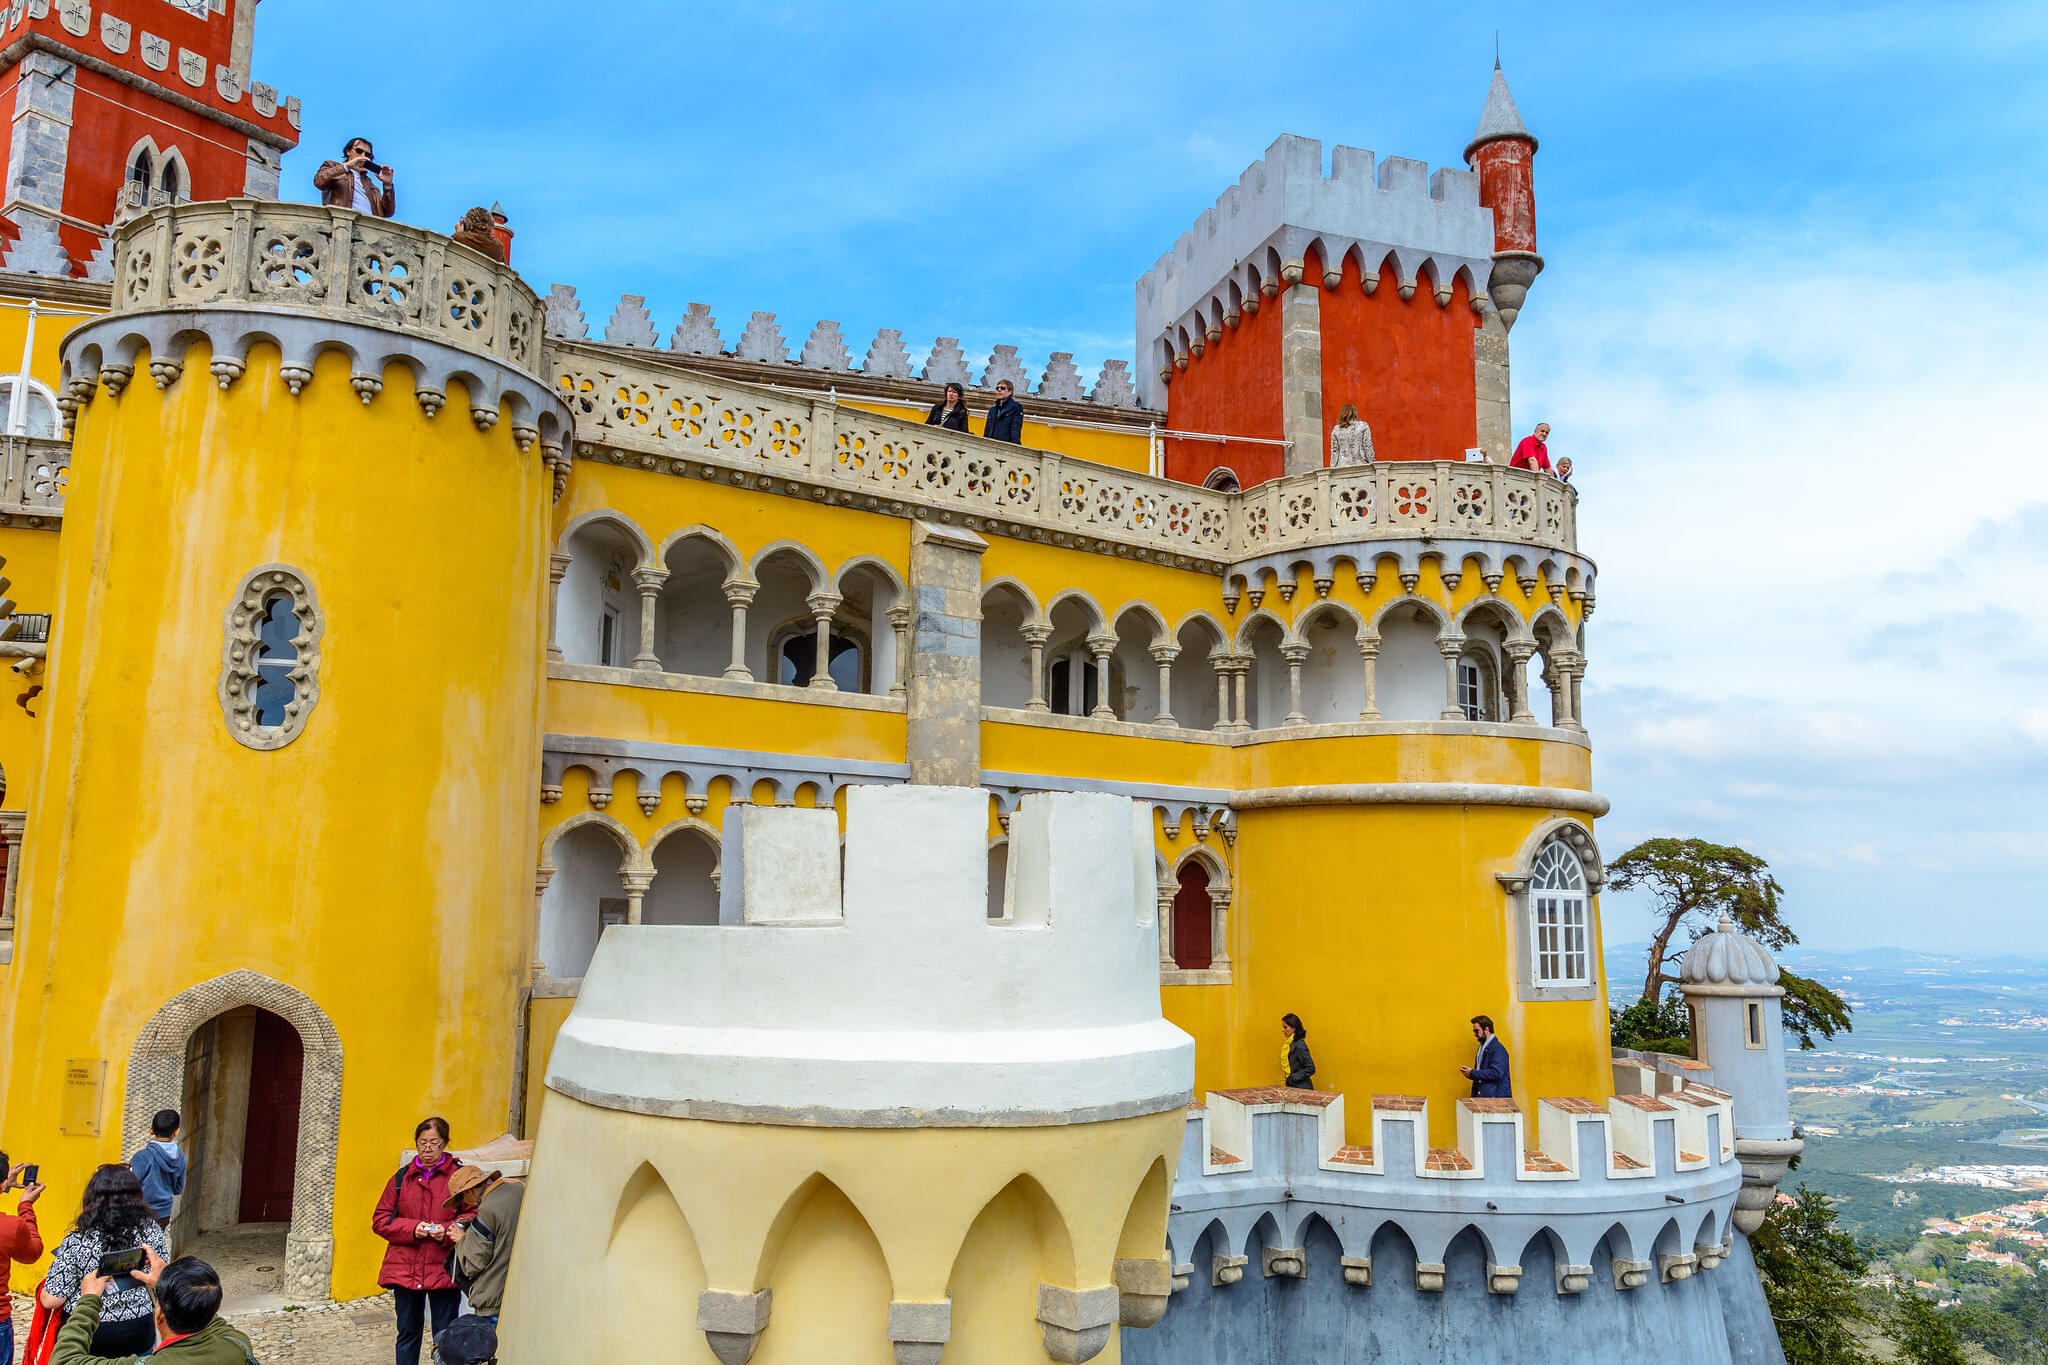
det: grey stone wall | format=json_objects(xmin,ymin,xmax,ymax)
[
  {"xmin": 7, "ymin": 53, "xmax": 75, "ymax": 215},
  {"xmin": 1473, "ymin": 310, "xmax": 1511, "ymax": 461},
  {"xmin": 1279, "ymin": 283, "xmax": 1323, "ymax": 476},
  {"xmin": 905, "ymin": 523, "xmax": 986, "ymax": 786}
]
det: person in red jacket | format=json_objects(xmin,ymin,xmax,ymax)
[
  {"xmin": 1510, "ymin": 422, "xmax": 1551, "ymax": 472},
  {"xmin": 373, "ymin": 1118, "xmax": 467, "ymax": 1365},
  {"xmin": 0, "ymin": 1151, "xmax": 47, "ymax": 1363}
]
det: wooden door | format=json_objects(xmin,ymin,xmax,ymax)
[{"xmin": 237, "ymin": 1010, "xmax": 303, "ymax": 1224}]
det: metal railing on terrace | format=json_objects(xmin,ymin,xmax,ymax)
[{"xmin": 550, "ymin": 340, "xmax": 1579, "ymax": 566}]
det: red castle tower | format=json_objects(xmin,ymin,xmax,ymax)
[
  {"xmin": 1137, "ymin": 67, "xmax": 1540, "ymax": 488},
  {"xmin": 0, "ymin": 0, "xmax": 300, "ymax": 275}
]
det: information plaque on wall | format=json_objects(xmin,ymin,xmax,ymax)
[{"xmin": 60, "ymin": 1058, "xmax": 106, "ymax": 1136}]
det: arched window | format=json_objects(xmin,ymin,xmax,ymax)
[
  {"xmin": 251, "ymin": 594, "xmax": 299, "ymax": 726},
  {"xmin": 219, "ymin": 566, "xmax": 322, "ymax": 750},
  {"xmin": 1457, "ymin": 643, "xmax": 1500, "ymax": 721},
  {"xmin": 1529, "ymin": 841, "xmax": 1589, "ymax": 986},
  {"xmin": 128, "ymin": 147, "xmax": 154, "ymax": 191},
  {"xmin": 1203, "ymin": 467, "xmax": 1241, "ymax": 493},
  {"xmin": 0, "ymin": 375, "xmax": 61, "ymax": 438},
  {"xmin": 771, "ymin": 621, "xmax": 866, "ymax": 690},
  {"xmin": 159, "ymin": 155, "xmax": 182, "ymax": 202},
  {"xmin": 1171, "ymin": 862, "xmax": 1213, "ymax": 970}
]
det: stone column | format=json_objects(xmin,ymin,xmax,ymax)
[
  {"xmin": 1473, "ymin": 309, "xmax": 1512, "ymax": 461},
  {"xmin": 5, "ymin": 54, "xmax": 75, "ymax": 217},
  {"xmin": 805, "ymin": 591, "xmax": 843, "ymax": 691},
  {"xmin": 1150, "ymin": 646, "xmax": 1179, "ymax": 728},
  {"xmin": 1021, "ymin": 624, "xmax": 1052, "ymax": 713},
  {"xmin": 1281, "ymin": 643, "xmax": 1310, "ymax": 726},
  {"xmin": 1438, "ymin": 639, "xmax": 1467, "ymax": 721},
  {"xmin": 621, "ymin": 868, "xmax": 653, "ymax": 926},
  {"xmin": 1505, "ymin": 641, "xmax": 1537, "ymax": 724},
  {"xmin": 906, "ymin": 524, "xmax": 989, "ymax": 787},
  {"xmin": 545, "ymin": 552, "xmax": 572, "ymax": 661},
  {"xmin": 1086, "ymin": 633, "xmax": 1117, "ymax": 721},
  {"xmin": 722, "ymin": 582, "xmax": 757, "ymax": 681},
  {"xmin": 1211, "ymin": 656, "xmax": 1232, "ymax": 732},
  {"xmin": 1279, "ymin": 263, "xmax": 1324, "ymax": 476},
  {"xmin": 1356, "ymin": 634, "xmax": 1381, "ymax": 720},
  {"xmin": 1157, "ymin": 886, "xmax": 1176, "ymax": 973},
  {"xmin": 1228, "ymin": 659, "xmax": 1251, "ymax": 732},
  {"xmin": 1560, "ymin": 651, "xmax": 1586, "ymax": 733},
  {"xmin": 887, "ymin": 602, "xmax": 912, "ymax": 699},
  {"xmin": 632, "ymin": 567, "xmax": 667, "ymax": 671},
  {"xmin": 1208, "ymin": 887, "xmax": 1232, "ymax": 970},
  {"xmin": 1541, "ymin": 655, "xmax": 1565, "ymax": 728}
]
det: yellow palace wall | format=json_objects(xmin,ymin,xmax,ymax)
[
  {"xmin": 1, "ymin": 343, "xmax": 549, "ymax": 1299},
  {"xmin": 527, "ymin": 456, "xmax": 1607, "ymax": 1147}
]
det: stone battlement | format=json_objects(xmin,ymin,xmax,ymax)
[
  {"xmin": 543, "ymin": 784, "xmax": 1196, "ymax": 1127},
  {"xmin": 542, "ymin": 284, "xmax": 1143, "ymax": 409},
  {"xmin": 1134, "ymin": 134, "xmax": 1497, "ymax": 408},
  {"xmin": 1163, "ymin": 1084, "xmax": 1742, "ymax": 1305}
]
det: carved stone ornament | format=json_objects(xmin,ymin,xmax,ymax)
[
  {"xmin": 27, "ymin": 0, "xmax": 49, "ymax": 20},
  {"xmin": 215, "ymin": 63, "xmax": 242, "ymax": 104},
  {"xmin": 98, "ymin": 12, "xmax": 128, "ymax": 51},
  {"xmin": 218, "ymin": 565, "xmax": 322, "ymax": 751},
  {"xmin": 139, "ymin": 32, "xmax": 169, "ymax": 71},
  {"xmin": 54, "ymin": 0, "xmax": 85, "ymax": 37},
  {"xmin": 286, "ymin": 96, "xmax": 301, "ymax": 130},
  {"xmin": 178, "ymin": 47, "xmax": 206, "ymax": 88},
  {"xmin": 249, "ymin": 82, "xmax": 278, "ymax": 118}
]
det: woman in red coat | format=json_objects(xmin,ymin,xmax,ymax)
[{"xmin": 373, "ymin": 1117, "xmax": 466, "ymax": 1365}]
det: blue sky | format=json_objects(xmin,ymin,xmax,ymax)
[{"xmin": 252, "ymin": 3, "xmax": 2047, "ymax": 955}]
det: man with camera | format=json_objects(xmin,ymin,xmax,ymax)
[
  {"xmin": 314, "ymin": 136, "xmax": 396, "ymax": 218},
  {"xmin": 0, "ymin": 1153, "xmax": 46, "ymax": 1362}
]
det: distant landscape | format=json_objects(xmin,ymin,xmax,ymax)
[{"xmin": 1609, "ymin": 941, "xmax": 2048, "ymax": 1328}]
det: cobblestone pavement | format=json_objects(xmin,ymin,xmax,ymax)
[{"xmin": 12, "ymin": 1289, "xmax": 400, "ymax": 1363}]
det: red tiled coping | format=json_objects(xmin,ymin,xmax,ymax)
[
  {"xmin": 1523, "ymin": 1152, "xmax": 1570, "ymax": 1174},
  {"xmin": 1612, "ymin": 1094, "xmax": 1674, "ymax": 1112},
  {"xmin": 1666, "ymin": 1091, "xmax": 1719, "ymax": 1108},
  {"xmin": 1545, "ymin": 1097, "xmax": 1606, "ymax": 1114},
  {"xmin": 1212, "ymin": 1087, "xmax": 1341, "ymax": 1107},
  {"xmin": 1668, "ymin": 1057, "xmax": 1713, "ymax": 1071},
  {"xmin": 1680, "ymin": 1151, "xmax": 1705, "ymax": 1163},
  {"xmin": 1329, "ymin": 1145, "xmax": 1375, "ymax": 1166},
  {"xmin": 1613, "ymin": 1153, "xmax": 1647, "ymax": 1170},
  {"xmin": 1373, "ymin": 1094, "xmax": 1426, "ymax": 1112},
  {"xmin": 1424, "ymin": 1148, "xmax": 1474, "ymax": 1172},
  {"xmin": 1461, "ymin": 1097, "xmax": 1522, "ymax": 1114},
  {"xmin": 1209, "ymin": 1147, "xmax": 1243, "ymax": 1166},
  {"xmin": 1686, "ymin": 1083, "xmax": 1733, "ymax": 1101},
  {"xmin": 1187, "ymin": 1101, "xmax": 1208, "ymax": 1111}
]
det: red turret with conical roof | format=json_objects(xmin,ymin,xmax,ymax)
[{"xmin": 1464, "ymin": 64, "xmax": 1543, "ymax": 329}]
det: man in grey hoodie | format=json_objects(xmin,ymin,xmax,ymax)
[{"xmin": 128, "ymin": 1109, "xmax": 186, "ymax": 1229}]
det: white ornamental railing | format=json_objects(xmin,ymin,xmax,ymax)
[
  {"xmin": 549, "ymin": 344, "xmax": 1576, "ymax": 563},
  {"xmin": 106, "ymin": 201, "xmax": 544, "ymax": 375}
]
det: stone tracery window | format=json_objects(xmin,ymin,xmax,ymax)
[{"xmin": 219, "ymin": 566, "xmax": 321, "ymax": 750}]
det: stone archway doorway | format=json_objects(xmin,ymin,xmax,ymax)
[{"xmin": 124, "ymin": 971, "xmax": 342, "ymax": 1301}]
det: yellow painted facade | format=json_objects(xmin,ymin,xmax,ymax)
[{"xmin": 0, "ymin": 208, "xmax": 1604, "ymax": 1310}]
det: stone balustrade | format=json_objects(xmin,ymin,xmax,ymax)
[
  {"xmin": 0, "ymin": 436, "xmax": 69, "ymax": 520},
  {"xmin": 103, "ymin": 200, "xmax": 544, "ymax": 377},
  {"xmin": 551, "ymin": 341, "xmax": 1581, "ymax": 569}
]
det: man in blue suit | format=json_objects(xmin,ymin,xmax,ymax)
[{"xmin": 1461, "ymin": 1015, "xmax": 1512, "ymax": 1099}]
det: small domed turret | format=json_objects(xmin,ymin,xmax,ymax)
[{"xmin": 1680, "ymin": 914, "xmax": 1781, "ymax": 993}]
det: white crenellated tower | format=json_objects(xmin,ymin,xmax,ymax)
[{"xmin": 502, "ymin": 785, "xmax": 1196, "ymax": 1365}]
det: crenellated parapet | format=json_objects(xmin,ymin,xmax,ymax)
[
  {"xmin": 1135, "ymin": 134, "xmax": 1497, "ymax": 409},
  {"xmin": 543, "ymin": 283, "xmax": 1145, "ymax": 409}
]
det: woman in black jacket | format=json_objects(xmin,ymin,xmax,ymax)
[
  {"xmin": 1281, "ymin": 1013, "xmax": 1315, "ymax": 1090},
  {"xmin": 925, "ymin": 382, "xmax": 969, "ymax": 432}
]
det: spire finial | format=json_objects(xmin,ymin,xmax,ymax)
[{"xmin": 1494, "ymin": 32, "xmax": 1501, "ymax": 70}]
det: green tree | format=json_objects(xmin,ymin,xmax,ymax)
[
  {"xmin": 1606, "ymin": 836, "xmax": 1852, "ymax": 1049},
  {"xmin": 1609, "ymin": 992, "xmax": 1692, "ymax": 1053},
  {"xmin": 1890, "ymin": 1292, "xmax": 1966, "ymax": 1365},
  {"xmin": 1753, "ymin": 1186, "xmax": 1870, "ymax": 1365}
]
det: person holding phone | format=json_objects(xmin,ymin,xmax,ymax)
[
  {"xmin": 373, "ymin": 1117, "xmax": 467, "ymax": 1365},
  {"xmin": 56, "ymin": 1250, "xmax": 257, "ymax": 1364},
  {"xmin": 314, "ymin": 136, "xmax": 396, "ymax": 219},
  {"xmin": 0, "ymin": 1149, "xmax": 47, "ymax": 1362},
  {"xmin": 39, "ymin": 1165, "xmax": 168, "ymax": 1356}
]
